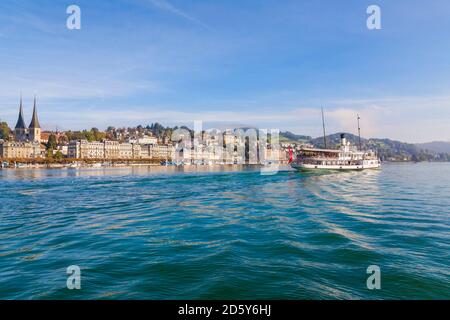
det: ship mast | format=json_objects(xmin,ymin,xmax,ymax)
[
  {"xmin": 321, "ymin": 107, "xmax": 327, "ymax": 149},
  {"xmin": 357, "ymin": 114, "xmax": 362, "ymax": 150}
]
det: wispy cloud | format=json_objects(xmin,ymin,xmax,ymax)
[
  {"xmin": 320, "ymin": 95, "xmax": 450, "ymax": 142},
  {"xmin": 0, "ymin": 6, "xmax": 60, "ymax": 35},
  {"xmin": 141, "ymin": 0, "xmax": 210, "ymax": 29},
  {"xmin": 0, "ymin": 72, "xmax": 163, "ymax": 101}
]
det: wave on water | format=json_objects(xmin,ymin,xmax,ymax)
[{"xmin": 0, "ymin": 163, "xmax": 449, "ymax": 299}]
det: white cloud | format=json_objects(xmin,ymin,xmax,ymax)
[
  {"xmin": 2, "ymin": 92, "xmax": 450, "ymax": 143},
  {"xmin": 324, "ymin": 95, "xmax": 450, "ymax": 142},
  {"xmin": 0, "ymin": 72, "xmax": 163, "ymax": 101}
]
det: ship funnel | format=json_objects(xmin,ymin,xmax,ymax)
[{"xmin": 340, "ymin": 133, "xmax": 347, "ymax": 146}]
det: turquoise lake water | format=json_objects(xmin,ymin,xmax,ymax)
[{"xmin": 0, "ymin": 163, "xmax": 449, "ymax": 299}]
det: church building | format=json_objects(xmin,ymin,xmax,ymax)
[
  {"xmin": 14, "ymin": 95, "xmax": 42, "ymax": 142},
  {"xmin": 0, "ymin": 95, "xmax": 43, "ymax": 159}
]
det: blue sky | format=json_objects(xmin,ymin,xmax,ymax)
[{"xmin": 0, "ymin": 0, "xmax": 450, "ymax": 142}]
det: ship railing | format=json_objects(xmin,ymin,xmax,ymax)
[{"xmin": 299, "ymin": 159, "xmax": 364, "ymax": 165}]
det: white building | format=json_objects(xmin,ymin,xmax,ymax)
[
  {"xmin": 68, "ymin": 140, "xmax": 141, "ymax": 159},
  {"xmin": 0, "ymin": 140, "xmax": 42, "ymax": 159},
  {"xmin": 127, "ymin": 135, "xmax": 158, "ymax": 145},
  {"xmin": 141, "ymin": 144, "xmax": 175, "ymax": 159}
]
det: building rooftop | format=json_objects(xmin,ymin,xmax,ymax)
[
  {"xmin": 29, "ymin": 96, "xmax": 41, "ymax": 129},
  {"xmin": 15, "ymin": 97, "xmax": 26, "ymax": 130}
]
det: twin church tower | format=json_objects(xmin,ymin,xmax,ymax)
[{"xmin": 14, "ymin": 95, "xmax": 41, "ymax": 143}]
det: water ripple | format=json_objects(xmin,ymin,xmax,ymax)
[{"xmin": 0, "ymin": 163, "xmax": 449, "ymax": 299}]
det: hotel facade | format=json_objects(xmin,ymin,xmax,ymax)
[{"xmin": 68, "ymin": 139, "xmax": 175, "ymax": 160}]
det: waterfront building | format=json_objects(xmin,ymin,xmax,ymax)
[
  {"xmin": 0, "ymin": 140, "xmax": 41, "ymax": 159},
  {"xmin": 68, "ymin": 140, "xmax": 142, "ymax": 159},
  {"xmin": 104, "ymin": 140, "xmax": 141, "ymax": 159},
  {"xmin": 140, "ymin": 146, "xmax": 150, "ymax": 158},
  {"xmin": 223, "ymin": 131, "xmax": 235, "ymax": 146},
  {"xmin": 115, "ymin": 142, "xmax": 140, "ymax": 159},
  {"xmin": 68, "ymin": 140, "xmax": 104, "ymax": 159},
  {"xmin": 57, "ymin": 145, "xmax": 69, "ymax": 156},
  {"xmin": 0, "ymin": 96, "xmax": 43, "ymax": 159},
  {"xmin": 201, "ymin": 131, "xmax": 224, "ymax": 164},
  {"xmin": 103, "ymin": 140, "xmax": 120, "ymax": 159},
  {"xmin": 264, "ymin": 146, "xmax": 287, "ymax": 164},
  {"xmin": 141, "ymin": 144, "xmax": 175, "ymax": 160}
]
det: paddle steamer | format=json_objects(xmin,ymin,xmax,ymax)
[{"xmin": 290, "ymin": 109, "xmax": 381, "ymax": 171}]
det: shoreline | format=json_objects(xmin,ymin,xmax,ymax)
[
  {"xmin": 0, "ymin": 162, "xmax": 268, "ymax": 170},
  {"xmin": 1, "ymin": 160, "xmax": 449, "ymax": 171},
  {"xmin": 0, "ymin": 158, "xmax": 290, "ymax": 169}
]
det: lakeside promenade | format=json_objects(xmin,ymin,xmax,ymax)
[
  {"xmin": 0, "ymin": 158, "xmax": 284, "ymax": 169},
  {"xmin": 0, "ymin": 157, "xmax": 167, "ymax": 168}
]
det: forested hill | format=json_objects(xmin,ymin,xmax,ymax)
[
  {"xmin": 415, "ymin": 141, "xmax": 450, "ymax": 154},
  {"xmin": 279, "ymin": 131, "xmax": 311, "ymax": 143}
]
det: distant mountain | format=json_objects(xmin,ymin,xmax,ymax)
[
  {"xmin": 310, "ymin": 132, "xmax": 364, "ymax": 148},
  {"xmin": 307, "ymin": 132, "xmax": 450, "ymax": 162},
  {"xmin": 416, "ymin": 141, "xmax": 450, "ymax": 154},
  {"xmin": 280, "ymin": 131, "xmax": 312, "ymax": 143}
]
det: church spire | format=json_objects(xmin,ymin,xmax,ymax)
[
  {"xmin": 29, "ymin": 95, "xmax": 41, "ymax": 129},
  {"xmin": 15, "ymin": 93, "xmax": 26, "ymax": 130}
]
